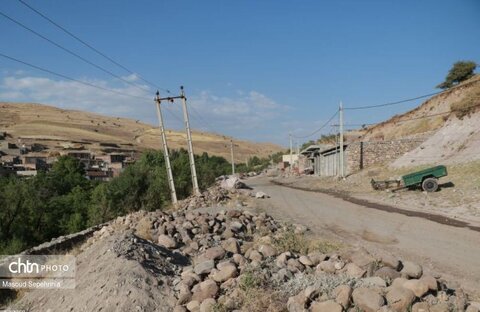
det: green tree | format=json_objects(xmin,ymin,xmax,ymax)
[
  {"xmin": 437, "ymin": 61, "xmax": 477, "ymax": 89},
  {"xmin": 300, "ymin": 140, "xmax": 316, "ymax": 150}
]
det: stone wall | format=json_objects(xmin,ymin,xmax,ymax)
[
  {"xmin": 346, "ymin": 136, "xmax": 428, "ymax": 174},
  {"xmin": 20, "ymin": 223, "xmax": 106, "ymax": 255}
]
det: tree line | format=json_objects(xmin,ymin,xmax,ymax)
[{"xmin": 0, "ymin": 149, "xmax": 280, "ymax": 254}]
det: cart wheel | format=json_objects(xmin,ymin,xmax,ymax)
[{"xmin": 422, "ymin": 178, "xmax": 438, "ymax": 192}]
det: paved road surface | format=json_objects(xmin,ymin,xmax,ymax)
[{"xmin": 249, "ymin": 177, "xmax": 480, "ymax": 296}]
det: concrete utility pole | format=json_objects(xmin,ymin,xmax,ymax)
[
  {"xmin": 154, "ymin": 91, "xmax": 177, "ymax": 205},
  {"xmin": 289, "ymin": 132, "xmax": 293, "ymax": 171},
  {"xmin": 180, "ymin": 86, "xmax": 201, "ymax": 195},
  {"xmin": 339, "ymin": 101, "xmax": 345, "ymax": 178},
  {"xmin": 230, "ymin": 139, "xmax": 235, "ymax": 175}
]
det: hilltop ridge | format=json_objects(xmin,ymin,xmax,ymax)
[{"xmin": 0, "ymin": 102, "xmax": 283, "ymax": 162}]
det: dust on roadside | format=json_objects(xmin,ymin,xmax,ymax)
[{"xmin": 273, "ymin": 160, "xmax": 480, "ymax": 227}]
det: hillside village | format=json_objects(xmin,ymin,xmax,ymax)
[
  {"xmin": 0, "ymin": 102, "xmax": 284, "ymax": 181},
  {"xmin": 0, "ymin": 131, "xmax": 134, "ymax": 180},
  {"xmin": 1, "ymin": 1, "xmax": 479, "ymax": 311}
]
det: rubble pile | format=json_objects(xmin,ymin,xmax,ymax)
[
  {"xmin": 180, "ymin": 185, "xmax": 231, "ymax": 210},
  {"xmin": 113, "ymin": 209, "xmax": 479, "ymax": 312},
  {"xmin": 180, "ymin": 176, "xmax": 256, "ymax": 210},
  {"xmin": 11, "ymin": 203, "xmax": 480, "ymax": 311}
]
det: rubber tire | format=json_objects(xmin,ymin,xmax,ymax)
[{"xmin": 422, "ymin": 178, "xmax": 438, "ymax": 192}]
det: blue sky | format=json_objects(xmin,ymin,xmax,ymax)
[{"xmin": 0, "ymin": 0, "xmax": 479, "ymax": 146}]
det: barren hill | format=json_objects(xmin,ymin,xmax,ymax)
[
  {"xmin": 0, "ymin": 102, "xmax": 283, "ymax": 162},
  {"xmin": 354, "ymin": 75, "xmax": 480, "ymax": 166},
  {"xmin": 362, "ymin": 75, "xmax": 480, "ymax": 141}
]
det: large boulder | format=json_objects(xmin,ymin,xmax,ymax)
[
  {"xmin": 199, "ymin": 298, "xmax": 216, "ymax": 312},
  {"xmin": 203, "ymin": 246, "xmax": 226, "ymax": 261},
  {"xmin": 191, "ymin": 279, "xmax": 219, "ymax": 302},
  {"xmin": 310, "ymin": 300, "xmax": 343, "ymax": 312},
  {"xmin": 220, "ymin": 176, "xmax": 248, "ymax": 190},
  {"xmin": 211, "ymin": 263, "xmax": 238, "ymax": 283},
  {"xmin": 157, "ymin": 234, "xmax": 177, "ymax": 249},
  {"xmin": 333, "ymin": 284, "xmax": 352, "ymax": 309},
  {"xmin": 317, "ymin": 260, "xmax": 336, "ymax": 274},
  {"xmin": 194, "ymin": 260, "xmax": 215, "ymax": 275},
  {"xmin": 345, "ymin": 262, "xmax": 367, "ymax": 278},
  {"xmin": 221, "ymin": 238, "xmax": 240, "ymax": 254},
  {"xmin": 401, "ymin": 261, "xmax": 423, "ymax": 279},
  {"xmin": 352, "ymin": 287, "xmax": 385, "ymax": 312},
  {"xmin": 403, "ymin": 279, "xmax": 430, "ymax": 297},
  {"xmin": 375, "ymin": 267, "xmax": 401, "ymax": 281},
  {"xmin": 386, "ymin": 287, "xmax": 416, "ymax": 312},
  {"xmin": 286, "ymin": 292, "xmax": 307, "ymax": 312},
  {"xmin": 258, "ymin": 244, "xmax": 277, "ymax": 257}
]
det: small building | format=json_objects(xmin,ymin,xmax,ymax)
[
  {"xmin": 1, "ymin": 155, "xmax": 20, "ymax": 166},
  {"xmin": 65, "ymin": 150, "xmax": 92, "ymax": 160},
  {"xmin": 300, "ymin": 144, "xmax": 345, "ymax": 177},
  {"xmin": 86, "ymin": 169, "xmax": 113, "ymax": 182},
  {"xmin": 109, "ymin": 162, "xmax": 124, "ymax": 177},
  {"xmin": 95, "ymin": 153, "xmax": 126, "ymax": 164},
  {"xmin": 282, "ymin": 154, "xmax": 299, "ymax": 165},
  {"xmin": 0, "ymin": 141, "xmax": 17, "ymax": 151},
  {"xmin": 21, "ymin": 153, "xmax": 49, "ymax": 170}
]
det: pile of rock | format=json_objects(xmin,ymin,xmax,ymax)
[
  {"xmin": 180, "ymin": 185, "xmax": 231, "ymax": 210},
  {"xmin": 284, "ymin": 247, "xmax": 478, "ymax": 312},
  {"xmin": 88, "ymin": 208, "xmax": 479, "ymax": 312},
  {"xmin": 179, "ymin": 176, "xmax": 258, "ymax": 210}
]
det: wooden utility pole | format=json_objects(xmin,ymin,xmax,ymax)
[
  {"xmin": 230, "ymin": 139, "xmax": 235, "ymax": 175},
  {"xmin": 339, "ymin": 101, "xmax": 345, "ymax": 178},
  {"xmin": 180, "ymin": 86, "xmax": 200, "ymax": 195},
  {"xmin": 154, "ymin": 91, "xmax": 177, "ymax": 204}
]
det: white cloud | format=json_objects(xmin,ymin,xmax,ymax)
[
  {"xmin": 188, "ymin": 90, "xmax": 289, "ymax": 132},
  {"xmin": 0, "ymin": 74, "xmax": 292, "ymax": 144},
  {"xmin": 0, "ymin": 75, "xmax": 154, "ymax": 118}
]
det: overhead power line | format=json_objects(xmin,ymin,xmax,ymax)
[
  {"xmin": 189, "ymin": 105, "xmax": 218, "ymax": 133},
  {"xmin": 344, "ymin": 79, "xmax": 480, "ymax": 111},
  {"xmin": 344, "ymin": 91, "xmax": 444, "ymax": 110},
  {"xmin": 0, "ymin": 52, "xmax": 149, "ymax": 100},
  {"xmin": 1, "ymin": 51, "xmax": 188, "ymax": 125},
  {"xmin": 17, "ymin": 0, "xmax": 170, "ymax": 93},
  {"xmin": 0, "ymin": 10, "xmax": 151, "ymax": 94},
  {"xmin": 292, "ymin": 109, "xmax": 339, "ymax": 139},
  {"xmin": 344, "ymin": 101, "xmax": 480, "ymax": 131}
]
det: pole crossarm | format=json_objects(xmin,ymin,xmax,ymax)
[{"xmin": 156, "ymin": 95, "xmax": 185, "ymax": 101}]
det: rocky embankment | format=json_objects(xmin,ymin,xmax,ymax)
[{"xmin": 9, "ymin": 177, "xmax": 480, "ymax": 312}]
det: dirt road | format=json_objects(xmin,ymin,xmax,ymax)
[{"xmin": 249, "ymin": 177, "xmax": 480, "ymax": 297}]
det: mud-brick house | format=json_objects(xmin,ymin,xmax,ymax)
[
  {"xmin": 95, "ymin": 153, "xmax": 126, "ymax": 164},
  {"xmin": 85, "ymin": 168, "xmax": 113, "ymax": 181},
  {"xmin": 95, "ymin": 153, "xmax": 127, "ymax": 177},
  {"xmin": 21, "ymin": 153, "xmax": 49, "ymax": 170},
  {"xmin": 64, "ymin": 150, "xmax": 92, "ymax": 160},
  {"xmin": 0, "ymin": 155, "xmax": 20, "ymax": 166},
  {"xmin": 0, "ymin": 141, "xmax": 18, "ymax": 151}
]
